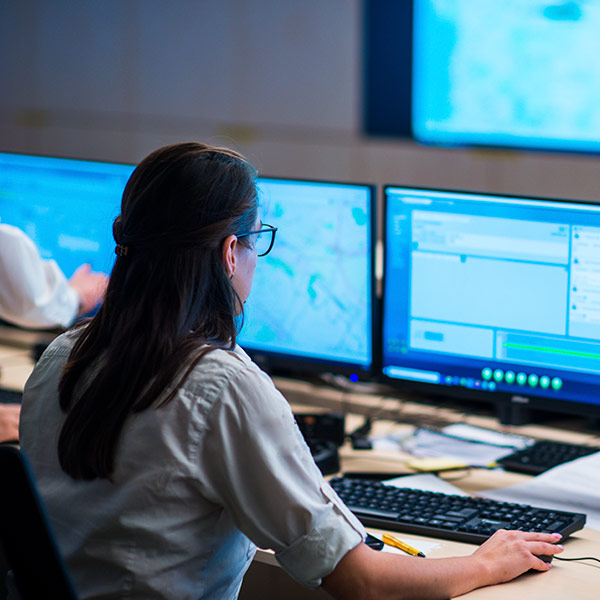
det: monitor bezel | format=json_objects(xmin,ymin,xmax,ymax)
[
  {"xmin": 239, "ymin": 175, "xmax": 380, "ymax": 381},
  {"xmin": 381, "ymin": 183, "xmax": 600, "ymax": 422},
  {"xmin": 0, "ymin": 150, "xmax": 135, "ymax": 177}
]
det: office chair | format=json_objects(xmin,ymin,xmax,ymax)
[{"xmin": 0, "ymin": 445, "xmax": 78, "ymax": 599}]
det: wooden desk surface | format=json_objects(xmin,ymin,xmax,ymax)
[
  {"xmin": 0, "ymin": 345, "xmax": 35, "ymax": 391},
  {"xmin": 338, "ymin": 447, "xmax": 600, "ymax": 599},
  {"xmin": 248, "ymin": 378, "xmax": 600, "ymax": 599},
  {"xmin": 252, "ymin": 444, "xmax": 600, "ymax": 599},
  {"xmin": 2, "ymin": 345, "xmax": 599, "ymax": 598}
]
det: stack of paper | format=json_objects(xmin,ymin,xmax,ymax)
[
  {"xmin": 403, "ymin": 428, "xmax": 517, "ymax": 467},
  {"xmin": 370, "ymin": 424, "xmax": 532, "ymax": 468}
]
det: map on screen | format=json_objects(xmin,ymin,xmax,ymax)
[{"xmin": 239, "ymin": 178, "xmax": 373, "ymax": 370}]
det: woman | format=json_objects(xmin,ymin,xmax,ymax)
[{"xmin": 20, "ymin": 142, "xmax": 562, "ymax": 599}]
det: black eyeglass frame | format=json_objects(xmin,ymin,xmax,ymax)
[{"xmin": 237, "ymin": 223, "xmax": 278, "ymax": 256}]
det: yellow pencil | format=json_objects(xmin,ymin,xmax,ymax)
[{"xmin": 382, "ymin": 533, "xmax": 426, "ymax": 557}]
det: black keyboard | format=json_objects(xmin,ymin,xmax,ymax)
[
  {"xmin": 497, "ymin": 440, "xmax": 599, "ymax": 476},
  {"xmin": 0, "ymin": 387, "xmax": 22, "ymax": 404},
  {"xmin": 330, "ymin": 476, "xmax": 586, "ymax": 545}
]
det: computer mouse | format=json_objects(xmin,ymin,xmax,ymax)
[{"xmin": 534, "ymin": 554, "xmax": 554, "ymax": 564}]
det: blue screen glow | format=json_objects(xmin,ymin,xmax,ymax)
[
  {"xmin": 239, "ymin": 178, "xmax": 374, "ymax": 371},
  {"xmin": 384, "ymin": 185, "xmax": 600, "ymax": 409},
  {"xmin": 413, "ymin": 0, "xmax": 600, "ymax": 153},
  {"xmin": 0, "ymin": 152, "xmax": 134, "ymax": 278}
]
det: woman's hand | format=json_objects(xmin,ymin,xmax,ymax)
[
  {"xmin": 471, "ymin": 529, "xmax": 564, "ymax": 585},
  {"xmin": 323, "ymin": 529, "xmax": 564, "ymax": 599},
  {"xmin": 0, "ymin": 403, "xmax": 20, "ymax": 442}
]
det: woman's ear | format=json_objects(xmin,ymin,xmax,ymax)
[{"xmin": 222, "ymin": 234, "xmax": 238, "ymax": 279}]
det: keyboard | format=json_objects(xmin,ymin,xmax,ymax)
[
  {"xmin": 329, "ymin": 476, "xmax": 586, "ymax": 544},
  {"xmin": 0, "ymin": 387, "xmax": 22, "ymax": 404},
  {"xmin": 497, "ymin": 440, "xmax": 599, "ymax": 476}
]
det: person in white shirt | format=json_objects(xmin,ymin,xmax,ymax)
[
  {"xmin": 0, "ymin": 223, "xmax": 108, "ymax": 329},
  {"xmin": 0, "ymin": 223, "xmax": 107, "ymax": 443},
  {"xmin": 19, "ymin": 142, "xmax": 563, "ymax": 600}
]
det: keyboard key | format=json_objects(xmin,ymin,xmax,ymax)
[
  {"xmin": 348, "ymin": 506, "xmax": 402, "ymax": 520},
  {"xmin": 446, "ymin": 508, "xmax": 478, "ymax": 519}
]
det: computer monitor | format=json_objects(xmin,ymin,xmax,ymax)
[
  {"xmin": 412, "ymin": 0, "xmax": 600, "ymax": 154},
  {"xmin": 239, "ymin": 177, "xmax": 376, "ymax": 380},
  {"xmin": 0, "ymin": 152, "xmax": 134, "ymax": 278},
  {"xmin": 383, "ymin": 184, "xmax": 600, "ymax": 423}
]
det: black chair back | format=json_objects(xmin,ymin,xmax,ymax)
[{"xmin": 0, "ymin": 445, "xmax": 77, "ymax": 599}]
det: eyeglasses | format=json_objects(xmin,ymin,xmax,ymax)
[{"xmin": 237, "ymin": 223, "xmax": 278, "ymax": 257}]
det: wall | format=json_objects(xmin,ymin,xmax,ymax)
[{"xmin": 2, "ymin": 0, "xmax": 600, "ymax": 201}]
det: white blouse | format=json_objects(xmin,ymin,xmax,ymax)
[
  {"xmin": 0, "ymin": 224, "xmax": 78, "ymax": 328},
  {"xmin": 19, "ymin": 330, "xmax": 365, "ymax": 600}
]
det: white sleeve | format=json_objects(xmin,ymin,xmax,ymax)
[
  {"xmin": 0, "ymin": 224, "xmax": 79, "ymax": 328},
  {"xmin": 198, "ymin": 363, "xmax": 366, "ymax": 590}
]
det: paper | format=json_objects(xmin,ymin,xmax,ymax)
[
  {"xmin": 479, "ymin": 451, "xmax": 600, "ymax": 530},
  {"xmin": 405, "ymin": 428, "xmax": 513, "ymax": 467},
  {"xmin": 441, "ymin": 423, "xmax": 533, "ymax": 449},
  {"xmin": 370, "ymin": 429, "xmax": 414, "ymax": 452},
  {"xmin": 370, "ymin": 427, "xmax": 513, "ymax": 466},
  {"xmin": 381, "ymin": 472, "xmax": 470, "ymax": 497}
]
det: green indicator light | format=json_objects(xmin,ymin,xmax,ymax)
[
  {"xmin": 460, "ymin": 377, "xmax": 467, "ymax": 386},
  {"xmin": 540, "ymin": 375, "xmax": 550, "ymax": 389},
  {"xmin": 551, "ymin": 377, "xmax": 563, "ymax": 391},
  {"xmin": 528, "ymin": 373, "xmax": 539, "ymax": 387},
  {"xmin": 493, "ymin": 369, "xmax": 504, "ymax": 382},
  {"xmin": 482, "ymin": 368, "xmax": 493, "ymax": 381},
  {"xmin": 504, "ymin": 371, "xmax": 516, "ymax": 384},
  {"xmin": 516, "ymin": 372, "xmax": 527, "ymax": 385}
]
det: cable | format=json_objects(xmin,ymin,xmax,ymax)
[
  {"xmin": 349, "ymin": 417, "xmax": 373, "ymax": 450},
  {"xmin": 554, "ymin": 556, "xmax": 600, "ymax": 564},
  {"xmin": 438, "ymin": 469, "xmax": 472, "ymax": 481}
]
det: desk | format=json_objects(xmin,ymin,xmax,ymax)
[
  {"xmin": 245, "ymin": 441, "xmax": 600, "ymax": 599},
  {"xmin": 1, "ymin": 345, "xmax": 599, "ymax": 599},
  {"xmin": 0, "ymin": 345, "xmax": 35, "ymax": 392},
  {"xmin": 242, "ymin": 378, "xmax": 600, "ymax": 600},
  {"xmin": 0, "ymin": 326, "xmax": 56, "ymax": 392}
]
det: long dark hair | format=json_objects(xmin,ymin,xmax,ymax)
[{"xmin": 57, "ymin": 142, "xmax": 258, "ymax": 480}]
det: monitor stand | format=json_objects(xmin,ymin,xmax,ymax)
[{"xmin": 497, "ymin": 402, "xmax": 532, "ymax": 426}]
